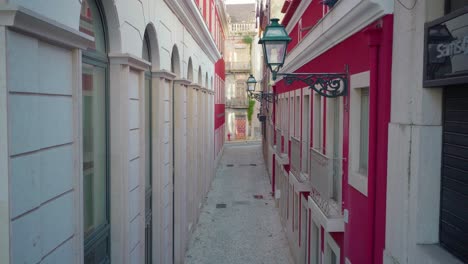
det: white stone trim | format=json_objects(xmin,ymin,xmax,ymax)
[
  {"xmin": 152, "ymin": 70, "xmax": 177, "ymax": 81},
  {"xmin": 72, "ymin": 49, "xmax": 84, "ymax": 264},
  {"xmin": 289, "ymin": 170, "xmax": 311, "ymax": 192},
  {"xmin": 348, "ymin": 71, "xmax": 370, "ymax": 196},
  {"xmin": 174, "ymin": 78, "xmax": 192, "ymax": 86},
  {"xmin": 307, "ymin": 196, "xmax": 344, "ymax": 232},
  {"xmin": 163, "ymin": 0, "xmax": 221, "ymax": 63},
  {"xmin": 0, "ymin": 4, "xmax": 93, "ymax": 49},
  {"xmin": 285, "ymin": 0, "xmax": 313, "ymax": 34},
  {"xmin": 108, "ymin": 53, "xmax": 151, "ymax": 72},
  {"xmin": 279, "ymin": 0, "xmax": 392, "ymax": 77},
  {"xmin": 0, "ymin": 26, "xmax": 10, "ymax": 264},
  {"xmin": 324, "ymin": 232, "xmax": 341, "ymax": 264}
]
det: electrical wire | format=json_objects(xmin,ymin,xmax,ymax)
[{"xmin": 395, "ymin": 0, "xmax": 418, "ymax": 10}]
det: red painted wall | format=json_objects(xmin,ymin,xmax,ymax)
[{"xmin": 274, "ymin": 14, "xmax": 393, "ymax": 264}]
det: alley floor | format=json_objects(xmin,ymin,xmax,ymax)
[{"xmin": 185, "ymin": 142, "xmax": 294, "ymax": 264}]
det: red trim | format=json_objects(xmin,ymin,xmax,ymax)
[
  {"xmin": 281, "ymin": 0, "xmax": 291, "ymax": 13},
  {"xmin": 366, "ymin": 25, "xmax": 382, "ymax": 264},
  {"xmin": 308, "ymin": 208, "xmax": 311, "ymax": 264}
]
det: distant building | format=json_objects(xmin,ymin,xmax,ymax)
[{"xmin": 225, "ymin": 2, "xmax": 262, "ymax": 140}]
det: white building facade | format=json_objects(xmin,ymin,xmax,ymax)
[{"xmin": 0, "ymin": 0, "xmax": 223, "ymax": 263}]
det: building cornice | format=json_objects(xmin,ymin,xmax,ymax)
[
  {"xmin": 279, "ymin": 0, "xmax": 393, "ymax": 77},
  {"xmin": 216, "ymin": 0, "xmax": 229, "ymax": 35},
  {"xmin": 0, "ymin": 4, "xmax": 93, "ymax": 49},
  {"xmin": 109, "ymin": 53, "xmax": 151, "ymax": 71},
  {"xmin": 163, "ymin": 0, "xmax": 221, "ymax": 63}
]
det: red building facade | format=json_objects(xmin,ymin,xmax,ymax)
[
  {"xmin": 262, "ymin": 1, "xmax": 393, "ymax": 263},
  {"xmin": 196, "ymin": 0, "xmax": 227, "ymax": 160}
]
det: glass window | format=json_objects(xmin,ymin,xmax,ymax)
[
  {"xmin": 82, "ymin": 63, "xmax": 107, "ymax": 237},
  {"xmin": 359, "ymin": 89, "xmax": 369, "ymax": 174},
  {"xmin": 80, "ymin": 0, "xmax": 106, "ymax": 53},
  {"xmin": 314, "ymin": 94, "xmax": 322, "ymax": 151},
  {"xmin": 80, "ymin": 0, "xmax": 109, "ymax": 262}
]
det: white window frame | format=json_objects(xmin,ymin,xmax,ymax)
[
  {"xmin": 348, "ymin": 71, "xmax": 370, "ymax": 196},
  {"xmin": 313, "ymin": 92, "xmax": 322, "ymax": 152},
  {"xmin": 324, "ymin": 232, "xmax": 340, "ymax": 264},
  {"xmin": 325, "ymin": 96, "xmax": 343, "ymax": 204},
  {"xmin": 302, "ymin": 88, "xmax": 311, "ymax": 176},
  {"xmin": 308, "ymin": 213, "xmax": 322, "ymax": 264}
]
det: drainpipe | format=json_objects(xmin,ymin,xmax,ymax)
[{"xmin": 366, "ymin": 25, "xmax": 382, "ymax": 264}]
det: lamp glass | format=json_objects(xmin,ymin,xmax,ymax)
[{"xmin": 246, "ymin": 74, "xmax": 257, "ymax": 92}]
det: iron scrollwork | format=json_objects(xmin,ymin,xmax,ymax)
[
  {"xmin": 278, "ymin": 73, "xmax": 348, "ymax": 98},
  {"xmin": 248, "ymin": 91, "xmax": 277, "ymax": 103}
]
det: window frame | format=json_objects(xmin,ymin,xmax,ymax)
[
  {"xmin": 80, "ymin": 0, "xmax": 111, "ymax": 261},
  {"xmin": 348, "ymin": 71, "xmax": 370, "ymax": 196}
]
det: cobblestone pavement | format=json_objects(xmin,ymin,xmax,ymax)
[{"xmin": 185, "ymin": 142, "xmax": 294, "ymax": 264}]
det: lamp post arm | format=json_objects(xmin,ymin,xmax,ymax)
[{"xmin": 276, "ymin": 72, "xmax": 348, "ymax": 98}]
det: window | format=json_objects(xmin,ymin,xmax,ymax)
[
  {"xmin": 143, "ymin": 31, "xmax": 153, "ymax": 264},
  {"xmin": 295, "ymin": 95, "xmax": 300, "ymax": 138},
  {"xmin": 313, "ymin": 93, "xmax": 322, "ymax": 151},
  {"xmin": 348, "ymin": 71, "xmax": 370, "ymax": 196},
  {"xmin": 325, "ymin": 233, "xmax": 340, "ymax": 264},
  {"xmin": 310, "ymin": 222, "xmax": 320, "ymax": 264},
  {"xmin": 359, "ymin": 89, "xmax": 369, "ymax": 174},
  {"xmin": 80, "ymin": 0, "xmax": 110, "ymax": 262},
  {"xmin": 302, "ymin": 94, "xmax": 310, "ymax": 174}
]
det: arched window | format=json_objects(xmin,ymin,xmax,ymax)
[
  {"xmin": 80, "ymin": 0, "xmax": 110, "ymax": 262},
  {"xmin": 143, "ymin": 30, "xmax": 153, "ymax": 264}
]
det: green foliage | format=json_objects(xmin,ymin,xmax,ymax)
[
  {"xmin": 242, "ymin": 35, "xmax": 253, "ymax": 45},
  {"xmin": 247, "ymin": 99, "xmax": 255, "ymax": 122}
]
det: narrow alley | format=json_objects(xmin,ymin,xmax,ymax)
[{"xmin": 185, "ymin": 143, "xmax": 294, "ymax": 264}]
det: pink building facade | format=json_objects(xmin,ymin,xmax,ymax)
[{"xmin": 261, "ymin": 1, "xmax": 393, "ymax": 263}]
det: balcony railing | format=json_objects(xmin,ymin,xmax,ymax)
[
  {"xmin": 225, "ymin": 98, "xmax": 249, "ymax": 108},
  {"xmin": 229, "ymin": 23, "xmax": 256, "ymax": 32},
  {"xmin": 225, "ymin": 61, "xmax": 251, "ymax": 71},
  {"xmin": 276, "ymin": 128, "xmax": 282, "ymax": 153},
  {"xmin": 309, "ymin": 148, "xmax": 332, "ymax": 199},
  {"xmin": 290, "ymin": 136, "xmax": 301, "ymax": 175}
]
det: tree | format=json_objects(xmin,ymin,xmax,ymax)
[{"xmin": 247, "ymin": 99, "xmax": 255, "ymax": 138}]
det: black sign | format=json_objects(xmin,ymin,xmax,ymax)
[{"xmin": 424, "ymin": 7, "xmax": 468, "ymax": 87}]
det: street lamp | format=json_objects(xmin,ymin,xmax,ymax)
[
  {"xmin": 258, "ymin": 18, "xmax": 291, "ymax": 80},
  {"xmin": 245, "ymin": 74, "xmax": 276, "ymax": 103},
  {"xmin": 259, "ymin": 18, "xmax": 348, "ymax": 98},
  {"xmin": 246, "ymin": 74, "xmax": 257, "ymax": 92}
]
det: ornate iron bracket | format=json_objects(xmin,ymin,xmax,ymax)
[
  {"xmin": 276, "ymin": 65, "xmax": 349, "ymax": 98},
  {"xmin": 248, "ymin": 91, "xmax": 277, "ymax": 103}
]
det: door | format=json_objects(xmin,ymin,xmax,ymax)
[{"xmin": 440, "ymin": 86, "xmax": 468, "ymax": 263}]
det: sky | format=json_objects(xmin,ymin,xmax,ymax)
[{"xmin": 224, "ymin": 0, "xmax": 256, "ymax": 4}]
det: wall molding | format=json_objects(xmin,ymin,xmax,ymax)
[
  {"xmin": 109, "ymin": 53, "xmax": 151, "ymax": 71},
  {"xmin": 163, "ymin": 0, "xmax": 221, "ymax": 63},
  {"xmin": 279, "ymin": 0, "xmax": 393, "ymax": 77},
  {"xmin": 152, "ymin": 70, "xmax": 177, "ymax": 80},
  {"xmin": 0, "ymin": 4, "xmax": 93, "ymax": 50}
]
